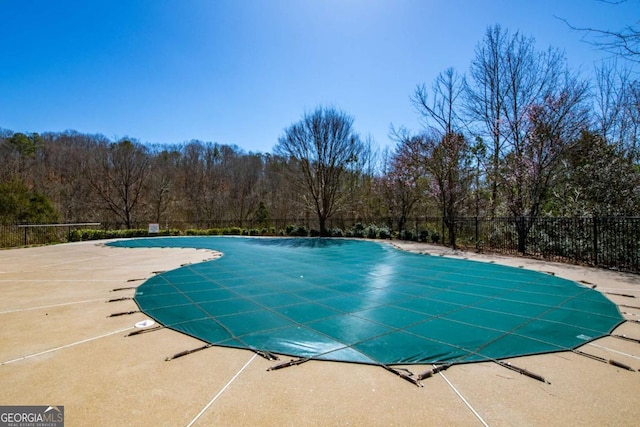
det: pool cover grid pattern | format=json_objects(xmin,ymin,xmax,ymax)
[{"xmin": 108, "ymin": 237, "xmax": 624, "ymax": 366}]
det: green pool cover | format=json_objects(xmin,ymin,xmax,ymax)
[{"xmin": 108, "ymin": 237, "xmax": 623, "ymax": 366}]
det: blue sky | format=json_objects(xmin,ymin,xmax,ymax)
[{"xmin": 0, "ymin": 0, "xmax": 637, "ymax": 153}]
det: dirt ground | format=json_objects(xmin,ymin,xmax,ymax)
[{"xmin": 1, "ymin": 239, "xmax": 639, "ymax": 426}]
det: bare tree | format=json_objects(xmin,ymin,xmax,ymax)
[
  {"xmin": 274, "ymin": 106, "xmax": 364, "ymax": 236},
  {"xmin": 38, "ymin": 131, "xmax": 103, "ymax": 222},
  {"xmin": 85, "ymin": 139, "xmax": 151, "ymax": 228},
  {"xmin": 466, "ymin": 26, "xmax": 568, "ymax": 215},
  {"xmin": 502, "ymin": 80, "xmax": 590, "ymax": 252},
  {"xmin": 176, "ymin": 141, "xmax": 229, "ymax": 227},
  {"xmin": 593, "ymin": 60, "xmax": 630, "ymax": 143},
  {"xmin": 465, "ymin": 26, "xmax": 510, "ymax": 216},
  {"xmin": 500, "ymin": 32, "xmax": 567, "ymax": 168},
  {"xmin": 339, "ymin": 135, "xmax": 379, "ymax": 223},
  {"xmin": 261, "ymin": 153, "xmax": 301, "ymax": 226},
  {"xmin": 382, "ymin": 132, "xmax": 429, "ymax": 233},
  {"xmin": 226, "ymin": 152, "xmax": 263, "ymax": 227},
  {"xmin": 413, "ymin": 67, "xmax": 464, "ymax": 135},
  {"xmin": 626, "ymin": 80, "xmax": 640, "ymax": 157},
  {"xmin": 422, "ymin": 132, "xmax": 473, "ymax": 248},
  {"xmin": 412, "ymin": 67, "xmax": 474, "ymax": 247},
  {"xmin": 146, "ymin": 145, "xmax": 181, "ymax": 225},
  {"xmin": 592, "ymin": 61, "xmax": 640, "ymax": 156}
]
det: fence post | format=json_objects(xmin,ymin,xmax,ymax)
[
  {"xmin": 517, "ymin": 216, "xmax": 527, "ymax": 255},
  {"xmin": 475, "ymin": 217, "xmax": 479, "ymax": 251},
  {"xmin": 593, "ymin": 216, "xmax": 599, "ymax": 266}
]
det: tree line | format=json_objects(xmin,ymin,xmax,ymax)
[
  {"xmin": 1, "ymin": 25, "xmax": 639, "ymax": 245},
  {"xmin": 0, "ymin": 127, "xmax": 380, "ymax": 232}
]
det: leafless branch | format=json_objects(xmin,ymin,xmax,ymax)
[{"xmin": 555, "ymin": 9, "xmax": 640, "ymax": 62}]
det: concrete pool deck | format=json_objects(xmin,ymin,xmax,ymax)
[{"xmin": 1, "ymin": 239, "xmax": 639, "ymax": 426}]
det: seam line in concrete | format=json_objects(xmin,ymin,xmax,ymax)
[
  {"xmin": 0, "ymin": 298, "xmax": 106, "ymax": 315},
  {"xmin": 186, "ymin": 353, "xmax": 258, "ymax": 427},
  {"xmin": 0, "ymin": 326, "xmax": 135, "ymax": 365},
  {"xmin": 588, "ymin": 343, "xmax": 640, "ymax": 360},
  {"xmin": 438, "ymin": 367, "xmax": 490, "ymax": 427}
]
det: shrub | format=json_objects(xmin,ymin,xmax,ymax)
[
  {"xmin": 159, "ymin": 229, "xmax": 181, "ymax": 236},
  {"xmin": 286, "ymin": 225, "xmax": 308, "ymax": 236},
  {"xmin": 330, "ymin": 227, "xmax": 344, "ymax": 237},
  {"xmin": 222, "ymin": 227, "xmax": 242, "ymax": 235},
  {"xmin": 68, "ymin": 229, "xmax": 101, "ymax": 241},
  {"xmin": 70, "ymin": 228, "xmax": 154, "ymax": 241},
  {"xmin": 365, "ymin": 224, "xmax": 378, "ymax": 239},
  {"xmin": 350, "ymin": 223, "xmax": 366, "ymax": 238},
  {"xmin": 400, "ymin": 230, "xmax": 414, "ymax": 241},
  {"xmin": 378, "ymin": 226, "xmax": 391, "ymax": 239}
]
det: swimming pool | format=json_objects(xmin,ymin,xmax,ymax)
[{"xmin": 108, "ymin": 237, "xmax": 623, "ymax": 367}]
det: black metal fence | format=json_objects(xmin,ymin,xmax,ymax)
[
  {"xmin": 408, "ymin": 216, "xmax": 640, "ymax": 273},
  {"xmin": 0, "ymin": 223, "xmax": 101, "ymax": 247},
  {"xmin": 1, "ymin": 217, "xmax": 639, "ymax": 274}
]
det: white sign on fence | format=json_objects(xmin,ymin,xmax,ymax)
[{"xmin": 148, "ymin": 223, "xmax": 160, "ymax": 234}]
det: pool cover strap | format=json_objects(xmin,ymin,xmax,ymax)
[
  {"xmin": 108, "ymin": 310, "xmax": 139, "ymax": 317},
  {"xmin": 381, "ymin": 365, "xmax": 423, "ymax": 387},
  {"xmin": 267, "ymin": 357, "xmax": 310, "ymax": 371},
  {"xmin": 166, "ymin": 344, "xmax": 212, "ymax": 361},
  {"xmin": 496, "ymin": 361, "xmax": 549, "ymax": 383},
  {"xmin": 416, "ymin": 364, "xmax": 451, "ymax": 380},
  {"xmin": 612, "ymin": 334, "xmax": 640, "ymax": 344},
  {"xmin": 573, "ymin": 350, "xmax": 636, "ymax": 371}
]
